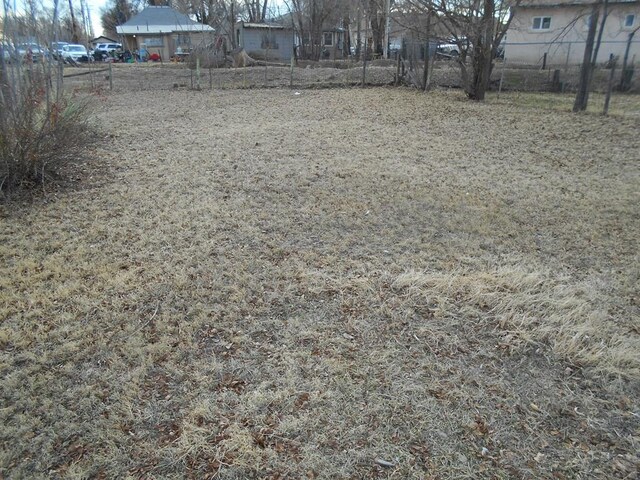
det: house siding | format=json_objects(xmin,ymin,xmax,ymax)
[
  {"xmin": 506, "ymin": 3, "xmax": 640, "ymax": 65},
  {"xmin": 124, "ymin": 31, "xmax": 211, "ymax": 60},
  {"xmin": 238, "ymin": 25, "xmax": 294, "ymax": 61}
]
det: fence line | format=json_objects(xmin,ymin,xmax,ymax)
[{"xmin": 55, "ymin": 57, "xmax": 639, "ymax": 116}]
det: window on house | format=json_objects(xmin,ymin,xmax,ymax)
[
  {"xmin": 625, "ymin": 14, "xmax": 635, "ymax": 27},
  {"xmin": 144, "ymin": 36, "xmax": 164, "ymax": 47},
  {"xmin": 532, "ymin": 16, "xmax": 552, "ymax": 30},
  {"xmin": 323, "ymin": 32, "xmax": 333, "ymax": 46},
  {"xmin": 175, "ymin": 34, "xmax": 191, "ymax": 47},
  {"xmin": 261, "ymin": 32, "xmax": 279, "ymax": 49}
]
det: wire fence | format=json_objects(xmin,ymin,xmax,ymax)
[{"xmin": 52, "ymin": 55, "xmax": 640, "ymax": 116}]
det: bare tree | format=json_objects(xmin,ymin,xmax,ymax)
[
  {"xmin": 101, "ymin": 0, "xmax": 138, "ymax": 38},
  {"xmin": 175, "ymin": 0, "xmax": 242, "ymax": 48},
  {"xmin": 573, "ymin": 0, "xmax": 608, "ymax": 112},
  {"xmin": 401, "ymin": 0, "xmax": 520, "ymax": 100},
  {"xmin": 619, "ymin": 24, "xmax": 639, "ymax": 90},
  {"xmin": 244, "ymin": 0, "xmax": 269, "ymax": 22},
  {"xmin": 285, "ymin": 0, "xmax": 344, "ymax": 60}
]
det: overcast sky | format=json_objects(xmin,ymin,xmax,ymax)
[{"xmin": 86, "ymin": 0, "xmax": 105, "ymax": 37}]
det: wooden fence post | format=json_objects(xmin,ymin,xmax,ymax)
[
  {"xmin": 290, "ymin": 56, "xmax": 294, "ymax": 88},
  {"xmin": 196, "ymin": 58, "xmax": 201, "ymax": 90},
  {"xmin": 109, "ymin": 63, "xmax": 113, "ymax": 90},
  {"xmin": 603, "ymin": 58, "xmax": 617, "ymax": 115},
  {"xmin": 422, "ymin": 42, "xmax": 429, "ymax": 91}
]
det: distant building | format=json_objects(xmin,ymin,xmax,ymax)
[
  {"xmin": 505, "ymin": 0, "xmax": 640, "ymax": 66},
  {"xmin": 235, "ymin": 22, "xmax": 294, "ymax": 61},
  {"xmin": 90, "ymin": 36, "xmax": 119, "ymax": 49},
  {"xmin": 116, "ymin": 6, "xmax": 214, "ymax": 61}
]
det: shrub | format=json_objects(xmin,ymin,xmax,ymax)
[{"xmin": 0, "ymin": 65, "xmax": 91, "ymax": 193}]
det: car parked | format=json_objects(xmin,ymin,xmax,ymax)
[
  {"xmin": 94, "ymin": 42, "xmax": 122, "ymax": 60},
  {"xmin": 437, "ymin": 43, "xmax": 460, "ymax": 57},
  {"xmin": 15, "ymin": 43, "xmax": 48, "ymax": 62},
  {"xmin": 62, "ymin": 44, "xmax": 89, "ymax": 62},
  {"xmin": 51, "ymin": 41, "xmax": 69, "ymax": 59},
  {"xmin": 1, "ymin": 43, "xmax": 13, "ymax": 63}
]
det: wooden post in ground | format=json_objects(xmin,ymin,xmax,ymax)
[
  {"xmin": 209, "ymin": 66, "xmax": 212, "ymax": 89},
  {"xmin": 551, "ymin": 69, "xmax": 561, "ymax": 92},
  {"xmin": 603, "ymin": 57, "xmax": 617, "ymax": 115},
  {"xmin": 290, "ymin": 56, "xmax": 294, "ymax": 88},
  {"xmin": 109, "ymin": 63, "xmax": 113, "ymax": 90},
  {"xmin": 497, "ymin": 55, "xmax": 507, "ymax": 99},
  {"xmin": 422, "ymin": 42, "xmax": 429, "ymax": 91},
  {"xmin": 196, "ymin": 58, "xmax": 201, "ymax": 90},
  {"xmin": 423, "ymin": 13, "xmax": 432, "ymax": 91},
  {"xmin": 395, "ymin": 54, "xmax": 400, "ymax": 86},
  {"xmin": 58, "ymin": 61, "xmax": 64, "ymax": 95},
  {"xmin": 362, "ymin": 13, "xmax": 368, "ymax": 88}
]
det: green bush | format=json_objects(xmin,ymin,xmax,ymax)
[{"xmin": 0, "ymin": 66, "xmax": 90, "ymax": 192}]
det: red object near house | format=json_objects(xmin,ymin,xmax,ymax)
[{"xmin": 149, "ymin": 53, "xmax": 161, "ymax": 62}]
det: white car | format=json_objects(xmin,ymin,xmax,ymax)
[
  {"xmin": 62, "ymin": 44, "xmax": 89, "ymax": 62},
  {"xmin": 94, "ymin": 42, "xmax": 122, "ymax": 60},
  {"xmin": 437, "ymin": 43, "xmax": 460, "ymax": 57}
]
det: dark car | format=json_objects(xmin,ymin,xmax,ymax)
[
  {"xmin": 51, "ymin": 41, "xmax": 69, "ymax": 59},
  {"xmin": 15, "ymin": 43, "xmax": 48, "ymax": 62}
]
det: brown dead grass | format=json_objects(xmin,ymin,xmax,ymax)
[{"xmin": 0, "ymin": 87, "xmax": 639, "ymax": 479}]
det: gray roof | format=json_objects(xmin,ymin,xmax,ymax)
[
  {"xmin": 240, "ymin": 22, "xmax": 289, "ymax": 30},
  {"xmin": 116, "ymin": 6, "xmax": 214, "ymax": 34}
]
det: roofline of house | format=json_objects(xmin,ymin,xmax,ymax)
[
  {"xmin": 116, "ymin": 24, "xmax": 214, "ymax": 34},
  {"xmin": 90, "ymin": 36, "xmax": 117, "ymax": 43},
  {"xmin": 238, "ymin": 22, "xmax": 289, "ymax": 30},
  {"xmin": 519, "ymin": 0, "xmax": 638, "ymax": 8}
]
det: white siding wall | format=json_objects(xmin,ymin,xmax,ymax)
[{"xmin": 506, "ymin": 3, "xmax": 640, "ymax": 65}]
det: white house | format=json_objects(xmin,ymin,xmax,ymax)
[{"xmin": 505, "ymin": 0, "xmax": 640, "ymax": 66}]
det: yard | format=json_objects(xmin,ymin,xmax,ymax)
[{"xmin": 1, "ymin": 87, "xmax": 639, "ymax": 479}]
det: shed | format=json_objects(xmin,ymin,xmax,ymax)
[{"xmin": 235, "ymin": 22, "xmax": 294, "ymax": 61}]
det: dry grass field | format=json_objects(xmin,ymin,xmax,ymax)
[{"xmin": 1, "ymin": 86, "xmax": 639, "ymax": 479}]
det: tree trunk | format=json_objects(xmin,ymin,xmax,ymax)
[
  {"xmin": 619, "ymin": 28, "xmax": 637, "ymax": 90},
  {"xmin": 68, "ymin": 0, "xmax": 79, "ymax": 43},
  {"xmin": 591, "ymin": 0, "xmax": 609, "ymax": 65},
  {"xmin": 573, "ymin": 2, "xmax": 600, "ymax": 112},
  {"xmin": 467, "ymin": 0, "xmax": 494, "ymax": 100}
]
